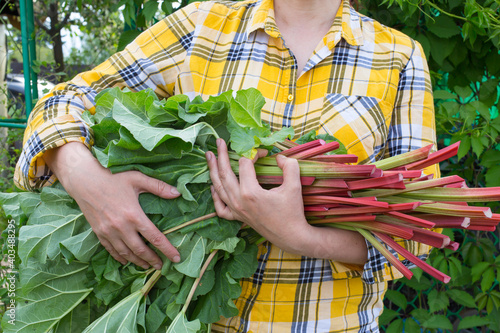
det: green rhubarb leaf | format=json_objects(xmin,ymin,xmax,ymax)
[
  {"xmin": 112, "ymin": 98, "xmax": 218, "ymax": 152},
  {"xmin": 82, "ymin": 289, "xmax": 145, "ymax": 333},
  {"xmin": 146, "ymin": 95, "xmax": 185, "ymax": 126},
  {"xmin": 59, "ymin": 227, "xmax": 101, "ymax": 263},
  {"xmin": 1, "ymin": 259, "xmax": 92, "ymax": 333},
  {"xmin": 191, "ymin": 260, "xmax": 242, "ymax": 323},
  {"xmin": 52, "ymin": 299, "xmax": 92, "ymax": 333},
  {"xmin": 18, "ymin": 202, "xmax": 86, "ymax": 264},
  {"xmin": 166, "ymin": 312, "xmax": 201, "ymax": 333},
  {"xmin": 145, "ymin": 287, "xmax": 176, "ymax": 333},
  {"xmin": 174, "ymin": 233, "xmax": 207, "ymax": 278},
  {"xmin": 0, "ymin": 192, "xmax": 40, "ymax": 221},
  {"xmin": 229, "ymin": 88, "xmax": 266, "ymax": 129}
]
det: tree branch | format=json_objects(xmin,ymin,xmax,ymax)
[{"xmin": 34, "ymin": 16, "xmax": 50, "ymax": 32}]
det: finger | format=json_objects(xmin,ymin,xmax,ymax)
[
  {"xmin": 276, "ymin": 154, "xmax": 302, "ymax": 191},
  {"xmin": 215, "ymin": 139, "xmax": 240, "ymax": 197},
  {"xmin": 99, "ymin": 237, "xmax": 127, "ymax": 265},
  {"xmin": 251, "ymin": 149, "xmax": 268, "ymax": 163},
  {"xmin": 136, "ymin": 218, "xmax": 181, "ymax": 265},
  {"xmin": 206, "ymin": 150, "xmax": 231, "ymax": 203},
  {"xmin": 118, "ymin": 227, "xmax": 168, "ymax": 269},
  {"xmin": 131, "ymin": 172, "xmax": 181, "ymax": 199},
  {"xmin": 111, "ymin": 238, "xmax": 152, "ymax": 269},
  {"xmin": 210, "ymin": 185, "xmax": 234, "ymax": 220},
  {"xmin": 238, "ymin": 157, "xmax": 261, "ymax": 191}
]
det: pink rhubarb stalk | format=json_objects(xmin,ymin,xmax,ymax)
[
  {"xmin": 288, "ymin": 141, "xmax": 340, "ymax": 159},
  {"xmin": 405, "ymin": 142, "xmax": 460, "ymax": 170},
  {"xmin": 358, "ymin": 229, "xmax": 413, "ymax": 280},
  {"xmin": 278, "ymin": 139, "xmax": 325, "ymax": 157},
  {"xmin": 373, "ymin": 144, "xmax": 433, "ymax": 170},
  {"xmin": 308, "ymin": 215, "xmax": 377, "ymax": 224},
  {"xmin": 257, "ymin": 175, "xmax": 315, "ymax": 186},
  {"xmin": 385, "ymin": 211, "xmax": 436, "ymax": 228},
  {"xmin": 373, "ymin": 232, "xmax": 451, "ymax": 283},
  {"xmin": 346, "ymin": 174, "xmax": 403, "ymax": 191},
  {"xmin": 309, "ymin": 154, "xmax": 359, "ymax": 163},
  {"xmin": 399, "ymin": 186, "xmax": 500, "ymax": 203},
  {"xmin": 303, "ymin": 195, "xmax": 388, "ymax": 208}
]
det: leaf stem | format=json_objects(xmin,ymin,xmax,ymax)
[
  {"xmin": 181, "ymin": 250, "xmax": 219, "ymax": 313},
  {"xmin": 162, "ymin": 212, "xmax": 217, "ymax": 235},
  {"xmin": 140, "ymin": 270, "xmax": 162, "ymax": 296},
  {"xmin": 425, "ymin": 1, "xmax": 467, "ymax": 21}
]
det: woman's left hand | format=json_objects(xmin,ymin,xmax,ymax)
[{"xmin": 206, "ymin": 138, "xmax": 313, "ymax": 254}]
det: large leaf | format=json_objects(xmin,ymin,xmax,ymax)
[
  {"xmin": 112, "ymin": 98, "xmax": 218, "ymax": 152},
  {"xmin": 1, "ymin": 259, "xmax": 92, "ymax": 333},
  {"xmin": 166, "ymin": 312, "xmax": 201, "ymax": 333},
  {"xmin": 18, "ymin": 203, "xmax": 86, "ymax": 264},
  {"xmin": 82, "ymin": 289, "xmax": 145, "ymax": 333}
]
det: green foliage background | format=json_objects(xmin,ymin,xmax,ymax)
[{"xmin": 1, "ymin": 0, "xmax": 500, "ymax": 331}]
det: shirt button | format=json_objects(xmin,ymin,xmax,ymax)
[{"xmin": 287, "ymin": 94, "xmax": 294, "ymax": 102}]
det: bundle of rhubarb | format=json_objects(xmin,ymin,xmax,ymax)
[
  {"xmin": 2, "ymin": 87, "xmax": 498, "ymax": 333},
  {"xmin": 239, "ymin": 138, "xmax": 500, "ymax": 283}
]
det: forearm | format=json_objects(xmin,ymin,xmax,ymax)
[
  {"xmin": 281, "ymin": 222, "xmax": 368, "ymax": 266},
  {"xmin": 44, "ymin": 142, "xmax": 109, "ymax": 194}
]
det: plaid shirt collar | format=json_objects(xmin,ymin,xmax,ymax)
[{"xmin": 247, "ymin": 0, "xmax": 364, "ymax": 48}]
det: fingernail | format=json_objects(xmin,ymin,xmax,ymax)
[
  {"xmin": 216, "ymin": 138, "xmax": 222, "ymax": 147},
  {"xmin": 173, "ymin": 255, "xmax": 181, "ymax": 263},
  {"xmin": 170, "ymin": 187, "xmax": 180, "ymax": 195},
  {"xmin": 276, "ymin": 154, "xmax": 287, "ymax": 161},
  {"xmin": 154, "ymin": 264, "xmax": 162, "ymax": 270},
  {"xmin": 206, "ymin": 151, "xmax": 212, "ymax": 161},
  {"xmin": 142, "ymin": 264, "xmax": 150, "ymax": 269}
]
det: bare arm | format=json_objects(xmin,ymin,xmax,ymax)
[
  {"xmin": 44, "ymin": 142, "xmax": 182, "ymax": 269},
  {"xmin": 206, "ymin": 139, "xmax": 368, "ymax": 265}
]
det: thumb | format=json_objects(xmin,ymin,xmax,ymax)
[
  {"xmin": 131, "ymin": 172, "xmax": 181, "ymax": 199},
  {"xmin": 276, "ymin": 155, "xmax": 301, "ymax": 190}
]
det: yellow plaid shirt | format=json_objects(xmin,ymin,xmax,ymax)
[{"xmin": 15, "ymin": 0, "xmax": 439, "ymax": 331}]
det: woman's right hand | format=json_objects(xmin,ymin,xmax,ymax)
[{"xmin": 44, "ymin": 142, "xmax": 181, "ymax": 270}]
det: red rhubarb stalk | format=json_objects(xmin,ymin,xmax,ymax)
[
  {"xmin": 383, "ymin": 170, "xmax": 423, "ymax": 178},
  {"xmin": 354, "ymin": 175, "xmax": 465, "ymax": 198},
  {"xmin": 308, "ymin": 215, "xmax": 377, "ymax": 224},
  {"xmin": 373, "ymin": 232, "xmax": 451, "ymax": 283},
  {"xmin": 302, "ymin": 188, "xmax": 352, "ymax": 196},
  {"xmin": 288, "ymin": 141, "xmax": 340, "ymax": 160},
  {"xmin": 278, "ymin": 139, "xmax": 325, "ymax": 157},
  {"xmin": 405, "ymin": 142, "xmax": 460, "ymax": 170},
  {"xmin": 347, "ymin": 174, "xmax": 403, "ymax": 191},
  {"xmin": 445, "ymin": 242, "xmax": 460, "ymax": 251},
  {"xmin": 385, "ymin": 211, "xmax": 436, "ymax": 228},
  {"xmin": 311, "ymin": 179, "xmax": 349, "ymax": 188},
  {"xmin": 400, "ymin": 186, "xmax": 500, "ymax": 202},
  {"xmin": 303, "ymin": 195, "xmax": 389, "ymax": 208},
  {"xmin": 309, "ymin": 154, "xmax": 359, "ymax": 163},
  {"xmin": 257, "ymin": 175, "xmax": 316, "ymax": 186},
  {"xmin": 373, "ymin": 144, "xmax": 433, "ymax": 170},
  {"xmin": 359, "ymin": 229, "xmax": 414, "ymax": 280}
]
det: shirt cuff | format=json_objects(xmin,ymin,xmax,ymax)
[{"xmin": 14, "ymin": 116, "xmax": 94, "ymax": 191}]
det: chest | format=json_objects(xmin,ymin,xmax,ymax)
[{"xmin": 176, "ymin": 30, "xmax": 405, "ymax": 163}]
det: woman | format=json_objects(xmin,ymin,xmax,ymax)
[{"xmin": 15, "ymin": 0, "xmax": 438, "ymax": 331}]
